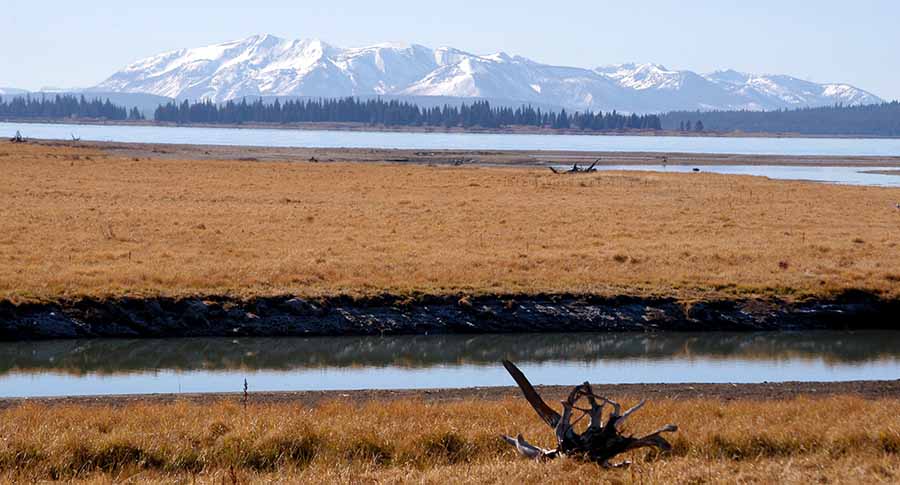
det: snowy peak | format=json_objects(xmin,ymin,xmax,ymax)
[
  {"xmin": 704, "ymin": 69, "xmax": 752, "ymax": 86},
  {"xmin": 591, "ymin": 63, "xmax": 882, "ymax": 111},
  {"xmin": 596, "ymin": 63, "xmax": 687, "ymax": 91},
  {"xmin": 93, "ymin": 35, "xmax": 884, "ymax": 112}
]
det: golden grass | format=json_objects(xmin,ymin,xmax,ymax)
[
  {"xmin": 0, "ymin": 396, "xmax": 897, "ymax": 483},
  {"xmin": 2, "ymin": 142, "xmax": 899, "ymax": 302}
]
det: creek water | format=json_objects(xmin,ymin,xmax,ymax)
[{"xmin": 1, "ymin": 331, "xmax": 898, "ymax": 397}]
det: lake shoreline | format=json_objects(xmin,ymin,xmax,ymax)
[
  {"xmin": 8, "ymin": 116, "xmax": 900, "ymax": 139},
  {"xmin": 2, "ymin": 292, "xmax": 897, "ymax": 341},
  {"xmin": 3, "ymin": 380, "xmax": 899, "ymax": 409},
  {"xmin": 28, "ymin": 138, "xmax": 900, "ymax": 167}
]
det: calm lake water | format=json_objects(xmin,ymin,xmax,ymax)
[
  {"xmin": 2, "ymin": 332, "xmax": 898, "ymax": 397},
  {"xmin": 4, "ymin": 121, "xmax": 900, "ymax": 157}
]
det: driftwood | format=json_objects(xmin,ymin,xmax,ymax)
[
  {"xmin": 500, "ymin": 360, "xmax": 677, "ymax": 467},
  {"xmin": 10, "ymin": 130, "xmax": 25, "ymax": 143},
  {"xmin": 549, "ymin": 159, "xmax": 599, "ymax": 174}
]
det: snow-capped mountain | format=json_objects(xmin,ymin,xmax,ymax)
[{"xmin": 93, "ymin": 34, "xmax": 883, "ymax": 112}]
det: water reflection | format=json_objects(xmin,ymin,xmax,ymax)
[{"xmin": 3, "ymin": 331, "xmax": 899, "ymax": 376}]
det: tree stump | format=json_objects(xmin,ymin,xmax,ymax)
[{"xmin": 500, "ymin": 360, "xmax": 678, "ymax": 467}]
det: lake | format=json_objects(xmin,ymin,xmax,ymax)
[
  {"xmin": 4, "ymin": 121, "xmax": 900, "ymax": 157},
  {"xmin": 2, "ymin": 331, "xmax": 898, "ymax": 397}
]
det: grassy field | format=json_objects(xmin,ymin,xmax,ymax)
[
  {"xmin": 2, "ymin": 142, "xmax": 898, "ymax": 302},
  {"xmin": 0, "ymin": 395, "xmax": 897, "ymax": 483}
]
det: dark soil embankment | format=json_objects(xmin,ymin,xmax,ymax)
[{"xmin": 1, "ymin": 292, "xmax": 896, "ymax": 340}]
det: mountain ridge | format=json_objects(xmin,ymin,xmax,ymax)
[{"xmin": 91, "ymin": 34, "xmax": 883, "ymax": 113}]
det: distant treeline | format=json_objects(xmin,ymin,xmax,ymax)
[
  {"xmin": 153, "ymin": 97, "xmax": 663, "ymax": 131},
  {"xmin": 0, "ymin": 94, "xmax": 143, "ymax": 121},
  {"xmin": 662, "ymin": 102, "xmax": 900, "ymax": 137}
]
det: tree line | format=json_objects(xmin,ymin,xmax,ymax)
[
  {"xmin": 0, "ymin": 94, "xmax": 143, "ymax": 121},
  {"xmin": 13, "ymin": 93, "xmax": 895, "ymax": 137},
  {"xmin": 153, "ymin": 97, "xmax": 663, "ymax": 131},
  {"xmin": 677, "ymin": 120, "xmax": 705, "ymax": 132},
  {"xmin": 661, "ymin": 102, "xmax": 900, "ymax": 137}
]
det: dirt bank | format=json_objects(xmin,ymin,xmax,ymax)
[{"xmin": 1, "ymin": 292, "xmax": 897, "ymax": 340}]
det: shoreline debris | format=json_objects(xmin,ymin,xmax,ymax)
[{"xmin": 549, "ymin": 159, "xmax": 599, "ymax": 174}]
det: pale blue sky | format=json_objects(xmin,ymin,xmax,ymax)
[{"xmin": 2, "ymin": 0, "xmax": 898, "ymax": 100}]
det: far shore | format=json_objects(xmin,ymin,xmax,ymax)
[{"xmin": 5, "ymin": 116, "xmax": 900, "ymax": 139}]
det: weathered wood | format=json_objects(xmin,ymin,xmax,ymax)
[
  {"xmin": 501, "ymin": 360, "xmax": 678, "ymax": 467},
  {"xmin": 547, "ymin": 159, "xmax": 599, "ymax": 174},
  {"xmin": 501, "ymin": 359, "xmax": 560, "ymax": 428}
]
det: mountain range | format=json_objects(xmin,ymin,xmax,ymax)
[{"xmin": 78, "ymin": 34, "xmax": 888, "ymax": 113}]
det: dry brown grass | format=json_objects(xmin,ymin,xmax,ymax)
[
  {"xmin": 2, "ymin": 142, "xmax": 899, "ymax": 302},
  {"xmin": 0, "ymin": 395, "xmax": 897, "ymax": 483}
]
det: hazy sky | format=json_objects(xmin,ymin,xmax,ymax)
[{"xmin": 2, "ymin": 0, "xmax": 898, "ymax": 99}]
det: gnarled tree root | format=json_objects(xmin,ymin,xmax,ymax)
[{"xmin": 500, "ymin": 359, "xmax": 678, "ymax": 467}]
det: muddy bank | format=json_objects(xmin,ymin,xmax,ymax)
[
  {"xmin": 33, "ymin": 139, "xmax": 900, "ymax": 167},
  {"xmin": 1, "ymin": 292, "xmax": 897, "ymax": 340},
  {"xmin": 3, "ymin": 380, "xmax": 899, "ymax": 410}
]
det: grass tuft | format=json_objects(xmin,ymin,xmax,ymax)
[
  {"xmin": 419, "ymin": 431, "xmax": 474, "ymax": 465},
  {"xmin": 343, "ymin": 436, "xmax": 394, "ymax": 465}
]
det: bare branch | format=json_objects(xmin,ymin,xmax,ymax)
[
  {"xmin": 626, "ymin": 424, "xmax": 679, "ymax": 453},
  {"xmin": 502, "ymin": 434, "xmax": 547, "ymax": 460},
  {"xmin": 556, "ymin": 400, "xmax": 574, "ymax": 446},
  {"xmin": 502, "ymin": 360, "xmax": 561, "ymax": 428},
  {"xmin": 601, "ymin": 397, "xmax": 622, "ymax": 418},
  {"xmin": 616, "ymin": 399, "xmax": 647, "ymax": 429}
]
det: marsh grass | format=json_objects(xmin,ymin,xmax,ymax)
[
  {"xmin": 0, "ymin": 396, "xmax": 897, "ymax": 483},
  {"xmin": 2, "ymin": 143, "xmax": 899, "ymax": 302}
]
